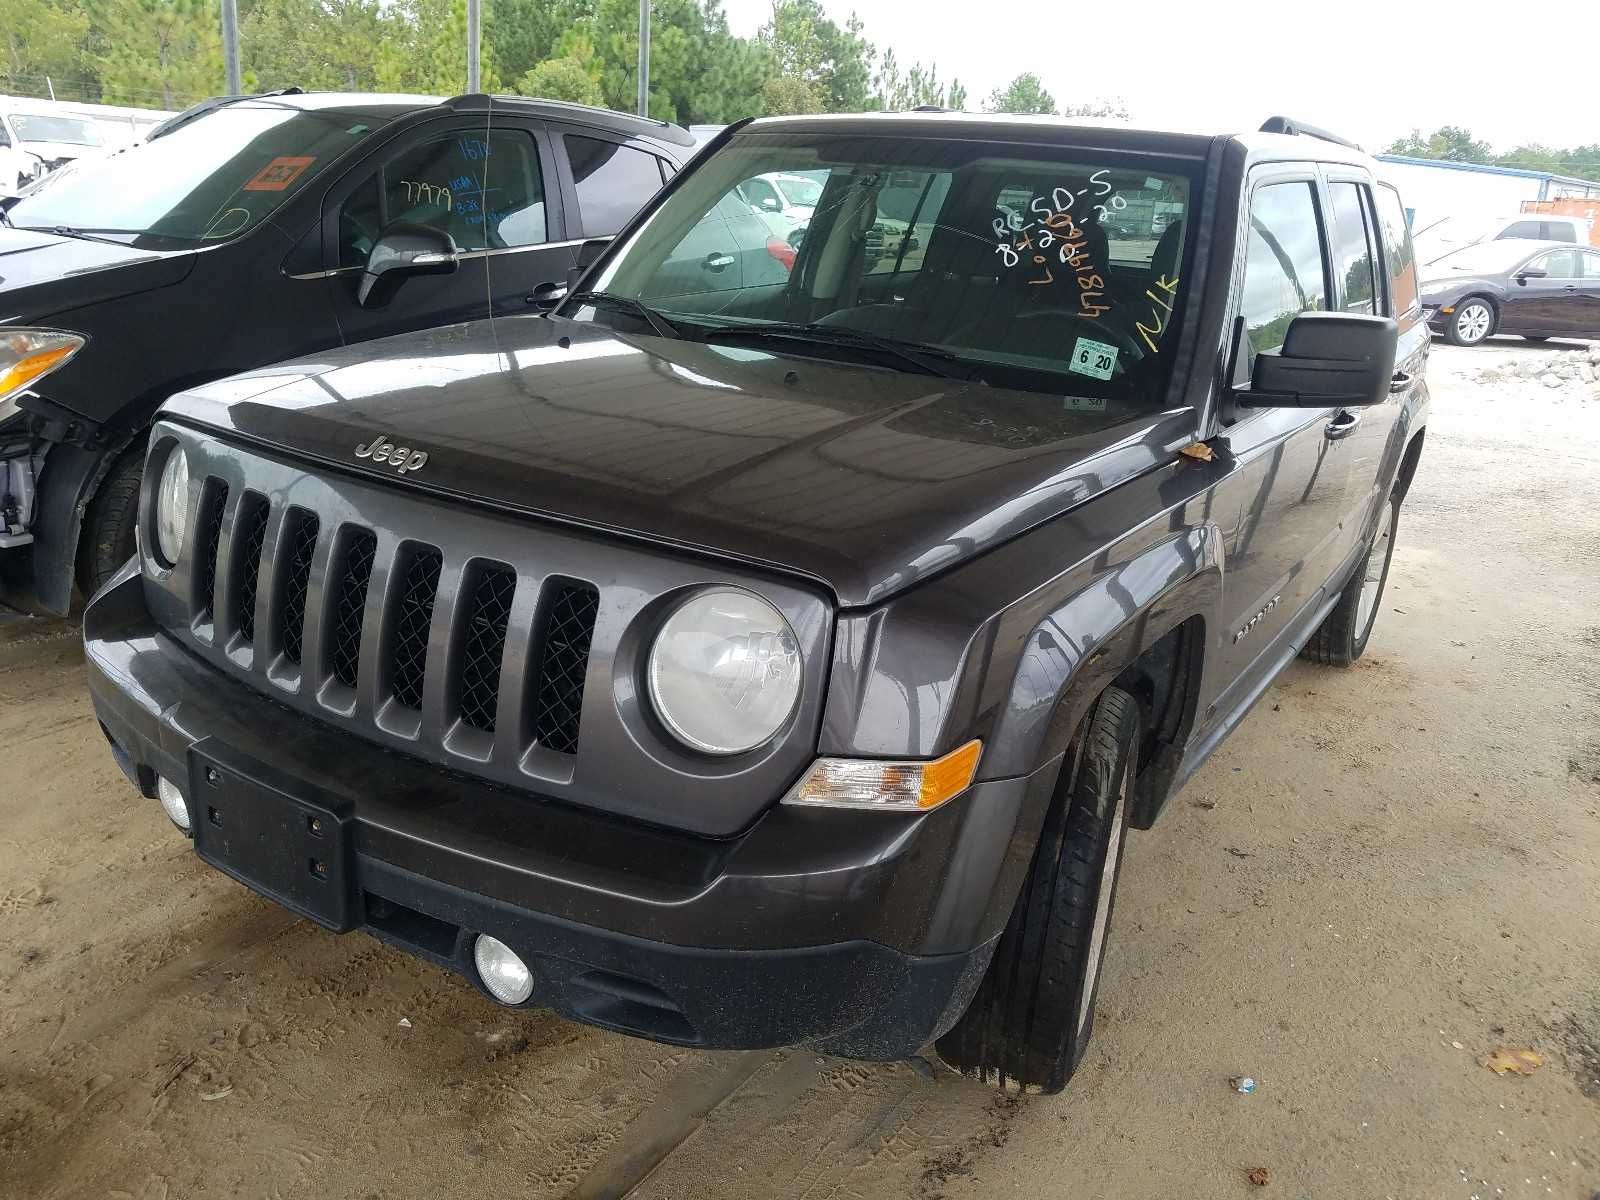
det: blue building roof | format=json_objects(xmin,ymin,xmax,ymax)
[{"xmin": 1376, "ymin": 154, "xmax": 1600, "ymax": 193}]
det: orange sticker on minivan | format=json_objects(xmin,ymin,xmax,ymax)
[{"xmin": 243, "ymin": 156, "xmax": 315, "ymax": 192}]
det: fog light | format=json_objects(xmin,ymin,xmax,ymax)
[
  {"xmin": 473, "ymin": 934, "xmax": 533, "ymax": 1005},
  {"xmin": 156, "ymin": 775, "xmax": 191, "ymax": 832}
]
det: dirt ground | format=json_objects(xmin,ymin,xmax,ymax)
[{"xmin": 3, "ymin": 339, "xmax": 1598, "ymax": 1200}]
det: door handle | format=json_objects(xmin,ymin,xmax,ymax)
[
  {"xmin": 1325, "ymin": 410, "xmax": 1362, "ymax": 440},
  {"xmin": 1388, "ymin": 371, "xmax": 1412, "ymax": 393},
  {"xmin": 525, "ymin": 281, "xmax": 567, "ymax": 306},
  {"xmin": 703, "ymin": 252, "xmax": 735, "ymax": 272}
]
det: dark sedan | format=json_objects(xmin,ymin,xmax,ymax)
[{"xmin": 1421, "ymin": 238, "xmax": 1600, "ymax": 345}]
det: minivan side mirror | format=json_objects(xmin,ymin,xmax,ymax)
[
  {"xmin": 1236, "ymin": 312, "xmax": 1398, "ymax": 409},
  {"xmin": 357, "ymin": 223, "xmax": 458, "ymax": 308}
]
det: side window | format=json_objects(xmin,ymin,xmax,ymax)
[
  {"xmin": 1373, "ymin": 185, "xmax": 1419, "ymax": 318},
  {"xmin": 1583, "ymin": 250, "xmax": 1600, "ymax": 278},
  {"xmin": 1531, "ymin": 249, "xmax": 1580, "ymax": 278},
  {"xmin": 1329, "ymin": 182, "xmax": 1378, "ymax": 315},
  {"xmin": 0, "ymin": 125, "xmax": 10, "ymax": 148},
  {"xmin": 1500, "ymin": 220, "xmax": 1542, "ymax": 239},
  {"xmin": 1239, "ymin": 181, "xmax": 1328, "ymax": 355},
  {"xmin": 1542, "ymin": 221, "xmax": 1575, "ymax": 243},
  {"xmin": 336, "ymin": 129, "xmax": 546, "ymax": 268},
  {"xmin": 867, "ymin": 170, "xmax": 949, "ymax": 275},
  {"xmin": 566, "ymin": 135, "xmax": 665, "ymax": 238},
  {"xmin": 741, "ymin": 177, "xmax": 782, "ymax": 213}
]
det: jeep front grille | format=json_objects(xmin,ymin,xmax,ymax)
[{"xmin": 176, "ymin": 469, "xmax": 597, "ymax": 765}]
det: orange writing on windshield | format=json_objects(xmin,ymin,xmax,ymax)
[{"xmin": 243, "ymin": 156, "xmax": 316, "ymax": 192}]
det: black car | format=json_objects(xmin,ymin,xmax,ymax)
[
  {"xmin": 0, "ymin": 90, "xmax": 694, "ymax": 613},
  {"xmin": 1421, "ymin": 238, "xmax": 1600, "ymax": 345},
  {"xmin": 84, "ymin": 114, "xmax": 1428, "ymax": 1094}
]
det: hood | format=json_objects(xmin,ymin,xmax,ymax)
[
  {"xmin": 162, "ymin": 316, "xmax": 1181, "ymax": 606},
  {"xmin": 1419, "ymin": 269, "xmax": 1500, "ymax": 304},
  {"xmin": 0, "ymin": 227, "xmax": 194, "ymax": 312}
]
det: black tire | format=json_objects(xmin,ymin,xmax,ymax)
[
  {"xmin": 935, "ymin": 686, "xmax": 1141, "ymax": 1094},
  {"xmin": 1301, "ymin": 494, "xmax": 1399, "ymax": 667},
  {"xmin": 76, "ymin": 449, "xmax": 143, "ymax": 599},
  {"xmin": 1445, "ymin": 297, "xmax": 1495, "ymax": 346}
]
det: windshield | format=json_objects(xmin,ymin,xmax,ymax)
[
  {"xmin": 575, "ymin": 132, "xmax": 1198, "ymax": 405},
  {"xmin": 10, "ymin": 113, "xmax": 103, "ymax": 146},
  {"xmin": 8, "ymin": 101, "xmax": 372, "ymax": 245},
  {"xmin": 1427, "ymin": 240, "xmax": 1535, "ymax": 275}
]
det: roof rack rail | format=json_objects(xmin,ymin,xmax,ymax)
[
  {"xmin": 448, "ymin": 92, "xmax": 673, "ymax": 129},
  {"xmin": 1259, "ymin": 116, "xmax": 1363, "ymax": 152}
]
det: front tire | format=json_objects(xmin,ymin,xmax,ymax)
[
  {"xmin": 935, "ymin": 686, "xmax": 1141, "ymax": 1094},
  {"xmin": 1302, "ymin": 494, "xmax": 1398, "ymax": 667},
  {"xmin": 76, "ymin": 449, "xmax": 143, "ymax": 600},
  {"xmin": 1446, "ymin": 298, "xmax": 1495, "ymax": 346}
]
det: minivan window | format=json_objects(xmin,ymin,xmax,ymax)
[
  {"xmin": 1373, "ymin": 185, "xmax": 1420, "ymax": 316},
  {"xmin": 567, "ymin": 135, "xmax": 664, "ymax": 238},
  {"xmin": 8, "ymin": 101, "xmax": 367, "ymax": 245},
  {"xmin": 1239, "ymin": 181, "xmax": 1327, "ymax": 354},
  {"xmin": 577, "ymin": 132, "xmax": 1199, "ymax": 408},
  {"xmin": 1329, "ymin": 182, "xmax": 1378, "ymax": 315}
]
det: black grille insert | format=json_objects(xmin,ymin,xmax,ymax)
[
  {"xmin": 330, "ymin": 529, "xmax": 377, "ymax": 689},
  {"xmin": 388, "ymin": 545, "xmax": 443, "ymax": 710},
  {"xmin": 457, "ymin": 563, "xmax": 516, "ymax": 733},
  {"xmin": 531, "ymin": 583, "xmax": 599, "ymax": 754},
  {"xmin": 279, "ymin": 510, "xmax": 320, "ymax": 665},
  {"xmin": 194, "ymin": 480, "xmax": 229, "ymax": 623},
  {"xmin": 232, "ymin": 493, "xmax": 270, "ymax": 643}
]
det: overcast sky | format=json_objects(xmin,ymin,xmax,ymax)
[{"xmin": 720, "ymin": 0, "xmax": 1600, "ymax": 153}]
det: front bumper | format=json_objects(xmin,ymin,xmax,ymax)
[{"xmin": 84, "ymin": 562, "xmax": 1060, "ymax": 1057}]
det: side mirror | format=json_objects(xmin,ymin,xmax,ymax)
[
  {"xmin": 1237, "ymin": 312, "xmax": 1398, "ymax": 410},
  {"xmin": 1515, "ymin": 266, "xmax": 1547, "ymax": 284},
  {"xmin": 563, "ymin": 236, "xmax": 612, "ymax": 296},
  {"xmin": 357, "ymin": 223, "xmax": 457, "ymax": 308}
]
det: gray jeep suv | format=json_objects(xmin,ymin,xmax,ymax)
[{"xmin": 84, "ymin": 113, "xmax": 1428, "ymax": 1093}]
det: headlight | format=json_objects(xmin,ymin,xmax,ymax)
[
  {"xmin": 647, "ymin": 589, "xmax": 801, "ymax": 755},
  {"xmin": 0, "ymin": 328, "xmax": 86, "ymax": 417},
  {"xmin": 153, "ymin": 444, "xmax": 190, "ymax": 566}
]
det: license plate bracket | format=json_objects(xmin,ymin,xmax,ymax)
[{"xmin": 189, "ymin": 746, "xmax": 356, "ymax": 931}]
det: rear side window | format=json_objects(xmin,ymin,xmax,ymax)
[
  {"xmin": 1373, "ymin": 185, "xmax": 1420, "ymax": 317},
  {"xmin": 1500, "ymin": 220, "xmax": 1542, "ymax": 239},
  {"xmin": 1329, "ymin": 182, "xmax": 1379, "ymax": 315},
  {"xmin": 567, "ymin": 135, "xmax": 665, "ymax": 238},
  {"xmin": 1240, "ymin": 181, "xmax": 1328, "ymax": 354},
  {"xmin": 1542, "ymin": 221, "xmax": 1576, "ymax": 243},
  {"xmin": 1583, "ymin": 250, "xmax": 1600, "ymax": 278}
]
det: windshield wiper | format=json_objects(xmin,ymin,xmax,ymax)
[
  {"xmin": 568, "ymin": 290, "xmax": 682, "ymax": 340},
  {"xmin": 695, "ymin": 322, "xmax": 981, "ymax": 382},
  {"xmin": 22, "ymin": 225, "xmax": 133, "ymax": 247}
]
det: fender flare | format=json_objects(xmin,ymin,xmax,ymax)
[
  {"xmin": 30, "ymin": 430, "xmax": 147, "ymax": 614},
  {"xmin": 981, "ymin": 522, "xmax": 1223, "ymax": 786}
]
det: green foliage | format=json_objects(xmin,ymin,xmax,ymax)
[
  {"xmin": 517, "ymin": 57, "xmax": 604, "ymax": 106},
  {"xmin": 4, "ymin": 0, "xmax": 968, "ymax": 129},
  {"xmin": 89, "ymin": 0, "xmax": 223, "ymax": 109},
  {"xmin": 1, "ymin": 0, "xmax": 90, "ymax": 89},
  {"xmin": 1385, "ymin": 126, "xmax": 1600, "ymax": 183},
  {"xmin": 985, "ymin": 72, "xmax": 1055, "ymax": 115}
]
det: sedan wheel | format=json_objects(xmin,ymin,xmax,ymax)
[{"xmin": 1448, "ymin": 300, "xmax": 1494, "ymax": 346}]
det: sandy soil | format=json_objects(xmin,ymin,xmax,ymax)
[{"xmin": 2, "ymin": 338, "xmax": 1598, "ymax": 1200}]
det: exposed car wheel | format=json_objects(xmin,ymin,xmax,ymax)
[
  {"xmin": 935, "ymin": 686, "xmax": 1140, "ymax": 1094},
  {"xmin": 1301, "ymin": 493, "xmax": 1399, "ymax": 667},
  {"xmin": 76, "ymin": 448, "xmax": 143, "ymax": 600},
  {"xmin": 1446, "ymin": 298, "xmax": 1495, "ymax": 346}
]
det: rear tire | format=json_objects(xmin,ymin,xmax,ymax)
[
  {"xmin": 1301, "ymin": 494, "xmax": 1399, "ymax": 667},
  {"xmin": 76, "ymin": 449, "xmax": 143, "ymax": 600},
  {"xmin": 1445, "ymin": 298, "xmax": 1495, "ymax": 346},
  {"xmin": 935, "ymin": 686, "xmax": 1140, "ymax": 1094}
]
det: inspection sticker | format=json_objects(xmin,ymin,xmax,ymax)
[
  {"xmin": 1068, "ymin": 336, "xmax": 1120, "ymax": 381},
  {"xmin": 243, "ymin": 156, "xmax": 316, "ymax": 192}
]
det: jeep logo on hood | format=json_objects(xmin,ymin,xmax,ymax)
[{"xmin": 354, "ymin": 432, "xmax": 429, "ymax": 475}]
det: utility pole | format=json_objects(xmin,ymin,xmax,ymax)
[
  {"xmin": 467, "ymin": 0, "xmax": 481, "ymax": 91},
  {"xmin": 636, "ymin": 0, "xmax": 650, "ymax": 117},
  {"xmin": 221, "ymin": 0, "xmax": 241, "ymax": 95}
]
